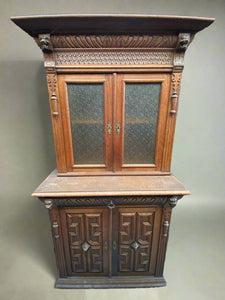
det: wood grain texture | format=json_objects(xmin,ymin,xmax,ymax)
[{"xmin": 32, "ymin": 169, "xmax": 189, "ymax": 197}]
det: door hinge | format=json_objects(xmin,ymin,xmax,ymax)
[{"xmin": 107, "ymin": 122, "xmax": 112, "ymax": 134}]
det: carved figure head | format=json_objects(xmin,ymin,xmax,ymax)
[
  {"xmin": 178, "ymin": 33, "xmax": 190, "ymax": 50},
  {"xmin": 39, "ymin": 34, "xmax": 52, "ymax": 52}
]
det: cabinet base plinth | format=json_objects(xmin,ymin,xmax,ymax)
[{"xmin": 55, "ymin": 276, "xmax": 166, "ymax": 289}]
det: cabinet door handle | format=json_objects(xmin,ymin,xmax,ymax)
[{"xmin": 116, "ymin": 122, "xmax": 121, "ymax": 134}]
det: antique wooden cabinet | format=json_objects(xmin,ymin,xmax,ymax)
[{"xmin": 11, "ymin": 14, "xmax": 214, "ymax": 288}]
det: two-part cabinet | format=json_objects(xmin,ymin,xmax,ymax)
[{"xmin": 11, "ymin": 14, "xmax": 214, "ymax": 288}]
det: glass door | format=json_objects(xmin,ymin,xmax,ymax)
[
  {"xmin": 114, "ymin": 74, "xmax": 170, "ymax": 172},
  {"xmin": 58, "ymin": 74, "xmax": 113, "ymax": 172}
]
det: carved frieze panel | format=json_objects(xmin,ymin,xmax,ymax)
[
  {"xmin": 43, "ymin": 196, "xmax": 170, "ymax": 208},
  {"xmin": 42, "ymin": 196, "xmax": 182, "ymax": 209},
  {"xmin": 51, "ymin": 34, "xmax": 178, "ymax": 49},
  {"xmin": 55, "ymin": 51, "xmax": 173, "ymax": 65}
]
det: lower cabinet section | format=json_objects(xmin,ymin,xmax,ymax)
[
  {"xmin": 51, "ymin": 202, "xmax": 172, "ymax": 288},
  {"xmin": 43, "ymin": 196, "xmax": 180, "ymax": 288}
]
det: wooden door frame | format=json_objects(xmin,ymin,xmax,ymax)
[
  {"xmin": 58, "ymin": 74, "xmax": 113, "ymax": 172},
  {"xmin": 114, "ymin": 73, "xmax": 171, "ymax": 172}
]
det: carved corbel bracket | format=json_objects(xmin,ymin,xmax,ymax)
[
  {"xmin": 176, "ymin": 33, "xmax": 191, "ymax": 51},
  {"xmin": 166, "ymin": 195, "xmax": 183, "ymax": 208},
  {"xmin": 173, "ymin": 33, "xmax": 192, "ymax": 70},
  {"xmin": 37, "ymin": 34, "xmax": 53, "ymax": 53},
  {"xmin": 43, "ymin": 199, "xmax": 55, "ymax": 210}
]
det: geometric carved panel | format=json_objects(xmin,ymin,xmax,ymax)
[
  {"xmin": 66, "ymin": 212, "xmax": 103, "ymax": 273},
  {"xmin": 118, "ymin": 210, "xmax": 154, "ymax": 273},
  {"xmin": 56, "ymin": 51, "xmax": 173, "ymax": 65}
]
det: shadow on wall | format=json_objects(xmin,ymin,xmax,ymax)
[
  {"xmin": 1, "ymin": 60, "xmax": 57, "ymax": 277},
  {"xmin": 1, "ymin": 197, "xmax": 58, "ymax": 277},
  {"xmin": 0, "ymin": 60, "xmax": 55, "ymax": 182}
]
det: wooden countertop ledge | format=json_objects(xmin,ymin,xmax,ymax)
[{"xmin": 32, "ymin": 170, "xmax": 190, "ymax": 198}]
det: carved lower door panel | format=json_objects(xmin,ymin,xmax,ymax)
[
  {"xmin": 60, "ymin": 207, "xmax": 109, "ymax": 276},
  {"xmin": 112, "ymin": 206, "xmax": 161, "ymax": 276}
]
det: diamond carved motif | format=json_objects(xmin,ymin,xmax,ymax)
[
  {"xmin": 131, "ymin": 241, "xmax": 140, "ymax": 250},
  {"xmin": 82, "ymin": 242, "xmax": 90, "ymax": 252}
]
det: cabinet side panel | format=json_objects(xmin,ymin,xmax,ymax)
[
  {"xmin": 155, "ymin": 205, "xmax": 172, "ymax": 276},
  {"xmin": 48, "ymin": 207, "xmax": 67, "ymax": 277}
]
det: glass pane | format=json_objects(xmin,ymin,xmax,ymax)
[
  {"xmin": 124, "ymin": 83, "xmax": 161, "ymax": 164},
  {"xmin": 67, "ymin": 83, "xmax": 104, "ymax": 165}
]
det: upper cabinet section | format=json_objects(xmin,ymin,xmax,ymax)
[{"xmin": 11, "ymin": 15, "xmax": 215, "ymax": 174}]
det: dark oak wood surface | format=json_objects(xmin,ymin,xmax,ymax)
[{"xmin": 11, "ymin": 14, "xmax": 214, "ymax": 36}]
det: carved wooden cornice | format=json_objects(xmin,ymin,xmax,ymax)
[
  {"xmin": 50, "ymin": 34, "xmax": 179, "ymax": 49},
  {"xmin": 35, "ymin": 33, "xmax": 193, "ymax": 51}
]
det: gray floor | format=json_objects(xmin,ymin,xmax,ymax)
[{"xmin": 0, "ymin": 195, "xmax": 224, "ymax": 300}]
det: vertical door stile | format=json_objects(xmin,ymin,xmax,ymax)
[
  {"xmin": 112, "ymin": 73, "xmax": 118, "ymax": 171},
  {"xmin": 108, "ymin": 202, "xmax": 113, "ymax": 277},
  {"xmin": 104, "ymin": 74, "xmax": 113, "ymax": 171}
]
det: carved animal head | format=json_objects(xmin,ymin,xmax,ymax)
[
  {"xmin": 38, "ymin": 34, "xmax": 52, "ymax": 53},
  {"xmin": 178, "ymin": 33, "xmax": 190, "ymax": 50}
]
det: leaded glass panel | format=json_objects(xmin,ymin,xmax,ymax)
[
  {"xmin": 124, "ymin": 83, "xmax": 161, "ymax": 164},
  {"xmin": 67, "ymin": 83, "xmax": 104, "ymax": 165}
]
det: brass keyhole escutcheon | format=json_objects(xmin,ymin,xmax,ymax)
[
  {"xmin": 112, "ymin": 240, "xmax": 117, "ymax": 251},
  {"xmin": 104, "ymin": 241, "xmax": 108, "ymax": 250},
  {"xmin": 107, "ymin": 200, "xmax": 115, "ymax": 209},
  {"xmin": 116, "ymin": 122, "xmax": 121, "ymax": 134}
]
